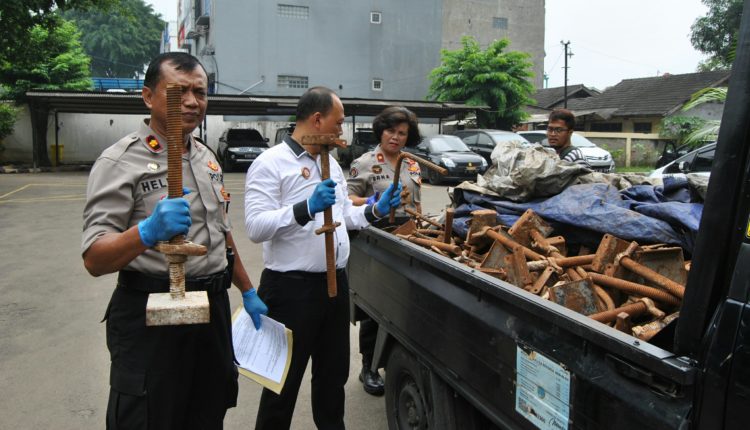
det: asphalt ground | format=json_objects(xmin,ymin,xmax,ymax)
[{"xmin": 0, "ymin": 171, "xmax": 453, "ymax": 429}]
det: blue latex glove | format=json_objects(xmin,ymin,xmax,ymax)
[
  {"xmin": 308, "ymin": 178, "xmax": 337, "ymax": 215},
  {"xmin": 137, "ymin": 197, "xmax": 192, "ymax": 247},
  {"xmin": 375, "ymin": 183, "xmax": 403, "ymax": 217},
  {"xmin": 365, "ymin": 191, "xmax": 380, "ymax": 206},
  {"xmin": 242, "ymin": 288, "xmax": 268, "ymax": 330}
]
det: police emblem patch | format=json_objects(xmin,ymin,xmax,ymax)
[
  {"xmin": 208, "ymin": 160, "xmax": 219, "ymax": 171},
  {"xmin": 147, "ymin": 162, "xmax": 159, "ymax": 171},
  {"xmin": 372, "ymin": 165, "xmax": 382, "ymax": 174},
  {"xmin": 301, "ymin": 167, "xmax": 311, "ymax": 179},
  {"xmin": 350, "ymin": 167, "xmax": 358, "ymax": 178},
  {"xmin": 145, "ymin": 135, "xmax": 163, "ymax": 152}
]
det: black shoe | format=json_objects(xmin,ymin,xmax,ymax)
[{"xmin": 359, "ymin": 366, "xmax": 385, "ymax": 396}]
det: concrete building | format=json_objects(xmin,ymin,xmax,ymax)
[{"xmin": 178, "ymin": 0, "xmax": 545, "ymax": 99}]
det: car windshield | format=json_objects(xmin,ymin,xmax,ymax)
[
  {"xmin": 520, "ymin": 132, "xmax": 546, "ymax": 143},
  {"xmin": 490, "ymin": 132, "xmax": 529, "ymax": 143},
  {"xmin": 227, "ymin": 129, "xmax": 266, "ymax": 147},
  {"xmin": 355, "ymin": 131, "xmax": 377, "ymax": 145},
  {"xmin": 571, "ymin": 134, "xmax": 596, "ymax": 147},
  {"xmin": 428, "ymin": 136, "xmax": 470, "ymax": 152}
]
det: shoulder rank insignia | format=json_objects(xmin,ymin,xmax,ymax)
[{"xmin": 144, "ymin": 135, "xmax": 164, "ymax": 153}]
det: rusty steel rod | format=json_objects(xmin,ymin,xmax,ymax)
[
  {"xmin": 397, "ymin": 234, "xmax": 461, "ymax": 255},
  {"xmin": 443, "ymin": 207, "xmax": 455, "ymax": 244},
  {"xmin": 390, "ymin": 152, "xmax": 448, "ymax": 223},
  {"xmin": 588, "ymin": 273, "xmax": 681, "ymax": 307},
  {"xmin": 589, "ymin": 301, "xmax": 649, "ymax": 323},
  {"xmin": 475, "ymin": 227, "xmax": 546, "ymax": 261},
  {"xmin": 405, "ymin": 207, "xmax": 443, "ymax": 229},
  {"xmin": 619, "ymin": 257, "xmax": 686, "ymax": 299}
]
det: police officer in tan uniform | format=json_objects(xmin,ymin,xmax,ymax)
[
  {"xmin": 82, "ymin": 52, "xmax": 267, "ymax": 429},
  {"xmin": 347, "ymin": 106, "xmax": 422, "ymax": 395}
]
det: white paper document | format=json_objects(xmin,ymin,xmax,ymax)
[{"xmin": 231, "ymin": 311, "xmax": 292, "ymax": 389}]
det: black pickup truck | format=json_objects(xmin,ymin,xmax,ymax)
[{"xmin": 348, "ymin": 5, "xmax": 750, "ymax": 429}]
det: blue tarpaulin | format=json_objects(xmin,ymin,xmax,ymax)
[{"xmin": 453, "ymin": 178, "xmax": 703, "ymax": 254}]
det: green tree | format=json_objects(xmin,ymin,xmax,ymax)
[
  {"xmin": 428, "ymin": 37, "xmax": 535, "ymax": 130},
  {"xmin": 681, "ymin": 87, "xmax": 727, "ymax": 144},
  {"xmin": 1, "ymin": 19, "xmax": 93, "ymax": 102},
  {"xmin": 659, "ymin": 115, "xmax": 708, "ymax": 146},
  {"xmin": 691, "ymin": 0, "xmax": 743, "ymax": 70},
  {"xmin": 0, "ymin": 103, "xmax": 19, "ymax": 154},
  {"xmin": 0, "ymin": 1, "xmax": 115, "ymax": 69},
  {"xmin": 61, "ymin": 0, "xmax": 164, "ymax": 77}
]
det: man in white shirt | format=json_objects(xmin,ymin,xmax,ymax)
[{"xmin": 245, "ymin": 86, "xmax": 402, "ymax": 430}]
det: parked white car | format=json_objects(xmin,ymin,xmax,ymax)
[
  {"xmin": 648, "ymin": 142, "xmax": 715, "ymax": 179},
  {"xmin": 518, "ymin": 131, "xmax": 616, "ymax": 172}
]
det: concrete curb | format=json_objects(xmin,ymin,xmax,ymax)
[{"xmin": 0, "ymin": 164, "xmax": 92, "ymax": 174}]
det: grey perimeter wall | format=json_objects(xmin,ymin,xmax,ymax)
[{"xmin": 0, "ymin": 111, "xmax": 440, "ymax": 164}]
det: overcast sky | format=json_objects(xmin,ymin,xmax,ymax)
[{"xmin": 146, "ymin": 0, "xmax": 711, "ymax": 92}]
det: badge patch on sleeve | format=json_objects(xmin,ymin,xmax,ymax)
[
  {"xmin": 144, "ymin": 135, "xmax": 163, "ymax": 153},
  {"xmin": 208, "ymin": 160, "xmax": 220, "ymax": 171},
  {"xmin": 349, "ymin": 167, "xmax": 358, "ymax": 178},
  {"xmin": 377, "ymin": 153, "xmax": 385, "ymax": 163},
  {"xmin": 301, "ymin": 167, "xmax": 311, "ymax": 179}
]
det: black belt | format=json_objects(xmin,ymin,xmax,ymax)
[
  {"xmin": 266, "ymin": 268, "xmax": 346, "ymax": 281},
  {"xmin": 118, "ymin": 270, "xmax": 228, "ymax": 295}
]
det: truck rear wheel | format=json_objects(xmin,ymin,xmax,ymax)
[
  {"xmin": 385, "ymin": 344, "xmax": 485, "ymax": 429},
  {"xmin": 386, "ymin": 344, "xmax": 432, "ymax": 429}
]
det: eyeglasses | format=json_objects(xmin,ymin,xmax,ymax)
[{"xmin": 546, "ymin": 127, "xmax": 569, "ymax": 135}]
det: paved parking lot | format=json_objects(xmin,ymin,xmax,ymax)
[{"xmin": 0, "ymin": 171, "xmax": 452, "ymax": 429}]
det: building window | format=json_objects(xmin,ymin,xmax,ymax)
[
  {"xmin": 493, "ymin": 17, "xmax": 508, "ymax": 29},
  {"xmin": 372, "ymin": 79, "xmax": 383, "ymax": 91},
  {"xmin": 590, "ymin": 122, "xmax": 623, "ymax": 132},
  {"xmin": 277, "ymin": 4, "xmax": 309, "ymax": 19},
  {"xmin": 277, "ymin": 75, "xmax": 309, "ymax": 89},
  {"xmin": 370, "ymin": 11, "xmax": 382, "ymax": 24},
  {"xmin": 634, "ymin": 122, "xmax": 653, "ymax": 133}
]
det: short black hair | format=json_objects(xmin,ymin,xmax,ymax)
[
  {"xmin": 372, "ymin": 106, "xmax": 422, "ymax": 147},
  {"xmin": 296, "ymin": 86, "xmax": 337, "ymax": 121},
  {"xmin": 143, "ymin": 52, "xmax": 207, "ymax": 90},
  {"xmin": 549, "ymin": 108, "xmax": 576, "ymax": 130}
]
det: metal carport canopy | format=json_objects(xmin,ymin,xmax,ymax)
[{"xmin": 24, "ymin": 91, "xmax": 484, "ymax": 119}]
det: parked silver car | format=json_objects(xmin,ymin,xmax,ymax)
[
  {"xmin": 452, "ymin": 129, "xmax": 530, "ymax": 164},
  {"xmin": 518, "ymin": 130, "xmax": 615, "ymax": 172}
]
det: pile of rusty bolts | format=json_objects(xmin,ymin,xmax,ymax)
[{"xmin": 388, "ymin": 208, "xmax": 687, "ymax": 343}]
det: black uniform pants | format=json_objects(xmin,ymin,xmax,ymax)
[
  {"xmin": 255, "ymin": 268, "xmax": 350, "ymax": 430},
  {"xmin": 358, "ymin": 318, "xmax": 377, "ymax": 363},
  {"xmin": 105, "ymin": 271, "xmax": 238, "ymax": 430}
]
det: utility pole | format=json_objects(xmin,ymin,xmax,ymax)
[{"xmin": 561, "ymin": 41, "xmax": 573, "ymax": 108}]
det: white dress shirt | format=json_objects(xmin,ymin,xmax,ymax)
[{"xmin": 245, "ymin": 137, "xmax": 378, "ymax": 272}]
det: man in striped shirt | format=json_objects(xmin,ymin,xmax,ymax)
[{"xmin": 546, "ymin": 109, "xmax": 590, "ymax": 168}]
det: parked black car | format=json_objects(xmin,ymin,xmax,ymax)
[
  {"xmin": 217, "ymin": 127, "xmax": 269, "ymax": 172},
  {"xmin": 338, "ymin": 128, "xmax": 378, "ymax": 167},
  {"xmin": 405, "ymin": 135, "xmax": 487, "ymax": 184},
  {"xmin": 654, "ymin": 140, "xmax": 713, "ymax": 168},
  {"xmin": 274, "ymin": 123, "xmax": 295, "ymax": 146},
  {"xmin": 453, "ymin": 129, "xmax": 530, "ymax": 164}
]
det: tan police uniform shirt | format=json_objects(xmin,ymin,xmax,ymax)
[
  {"xmin": 82, "ymin": 120, "xmax": 231, "ymax": 277},
  {"xmin": 347, "ymin": 145, "xmax": 421, "ymax": 216}
]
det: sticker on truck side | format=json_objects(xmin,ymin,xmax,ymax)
[{"xmin": 515, "ymin": 345, "xmax": 571, "ymax": 430}]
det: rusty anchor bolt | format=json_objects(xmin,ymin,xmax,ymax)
[
  {"xmin": 301, "ymin": 134, "xmax": 347, "ymax": 298},
  {"xmin": 589, "ymin": 297, "xmax": 665, "ymax": 324},
  {"xmin": 390, "ymin": 153, "xmax": 447, "ymax": 223},
  {"xmin": 587, "ymin": 272, "xmax": 681, "ymax": 307}
]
